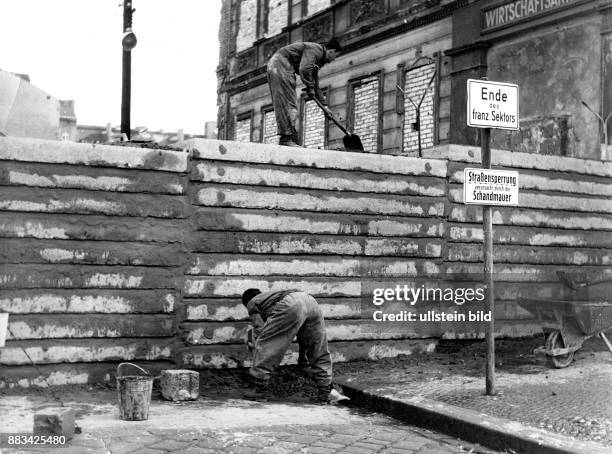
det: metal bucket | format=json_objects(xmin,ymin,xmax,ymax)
[
  {"xmin": 0, "ymin": 313, "xmax": 8, "ymax": 347},
  {"xmin": 116, "ymin": 363, "xmax": 153, "ymax": 421}
]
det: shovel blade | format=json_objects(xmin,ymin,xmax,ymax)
[{"xmin": 343, "ymin": 134, "xmax": 364, "ymax": 152}]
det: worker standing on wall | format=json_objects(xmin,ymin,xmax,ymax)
[
  {"xmin": 267, "ymin": 38, "xmax": 342, "ymax": 147},
  {"xmin": 242, "ymin": 288, "xmax": 349, "ymax": 404}
]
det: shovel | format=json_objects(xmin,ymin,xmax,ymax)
[{"xmin": 311, "ymin": 97, "xmax": 364, "ymax": 152}]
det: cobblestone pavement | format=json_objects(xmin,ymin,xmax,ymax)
[
  {"xmin": 2, "ymin": 392, "xmax": 501, "ymax": 454},
  {"xmin": 336, "ymin": 338, "xmax": 612, "ymax": 446},
  {"xmin": 6, "ymin": 422, "xmax": 501, "ymax": 454}
]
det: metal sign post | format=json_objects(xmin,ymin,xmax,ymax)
[{"xmin": 466, "ymin": 79, "xmax": 519, "ymax": 396}]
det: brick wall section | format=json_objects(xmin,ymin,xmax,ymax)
[
  {"xmin": 236, "ymin": 0, "xmax": 257, "ymax": 52},
  {"xmin": 353, "ymin": 76, "xmax": 380, "ymax": 153},
  {"xmin": 404, "ymin": 63, "xmax": 436, "ymax": 153},
  {"xmin": 234, "ymin": 118, "xmax": 252, "ymax": 142},
  {"xmin": 307, "ymin": 0, "xmax": 331, "ymax": 16},
  {"xmin": 303, "ymin": 99, "xmax": 325, "ymax": 149},
  {"xmin": 0, "ymin": 137, "xmax": 188, "ymax": 388},
  {"xmin": 262, "ymin": 110, "xmax": 279, "ymax": 144},
  {"xmin": 1, "ymin": 137, "xmax": 611, "ymax": 385},
  {"xmin": 267, "ymin": 0, "xmax": 289, "ymax": 37}
]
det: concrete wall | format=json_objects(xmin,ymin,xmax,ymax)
[
  {"xmin": 0, "ymin": 137, "xmax": 189, "ymax": 387},
  {"xmin": 1, "ymin": 136, "xmax": 611, "ymax": 387}
]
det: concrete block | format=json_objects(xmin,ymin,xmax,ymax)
[
  {"xmin": 33, "ymin": 408, "xmax": 75, "ymax": 440},
  {"xmin": 160, "ymin": 369, "xmax": 199, "ymax": 401}
]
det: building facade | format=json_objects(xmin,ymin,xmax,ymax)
[{"xmin": 217, "ymin": 0, "xmax": 607, "ymax": 160}]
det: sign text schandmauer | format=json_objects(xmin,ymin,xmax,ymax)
[{"xmin": 482, "ymin": 0, "xmax": 578, "ymax": 32}]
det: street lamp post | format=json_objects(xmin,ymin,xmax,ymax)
[{"xmin": 121, "ymin": 1, "xmax": 136, "ymax": 140}]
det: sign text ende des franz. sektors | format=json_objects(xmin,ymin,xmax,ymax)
[{"xmin": 467, "ymin": 79, "xmax": 519, "ymax": 130}]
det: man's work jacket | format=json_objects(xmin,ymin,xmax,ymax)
[
  {"xmin": 246, "ymin": 290, "xmax": 297, "ymax": 337},
  {"xmin": 275, "ymin": 42, "xmax": 328, "ymax": 91}
]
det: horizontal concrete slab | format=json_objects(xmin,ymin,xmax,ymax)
[
  {"xmin": 0, "ymin": 361, "xmax": 174, "ymax": 388},
  {"xmin": 178, "ymin": 338, "xmax": 439, "ymax": 368},
  {"xmin": 0, "ymin": 338, "xmax": 174, "ymax": 365},
  {"xmin": 184, "ymin": 297, "xmax": 362, "ymax": 321},
  {"xmin": 187, "ymin": 254, "xmax": 441, "ymax": 277},
  {"xmin": 194, "ymin": 208, "xmax": 445, "ymax": 237},
  {"xmin": 191, "ymin": 231, "xmax": 444, "ymax": 257},
  {"xmin": 194, "ymin": 184, "xmax": 446, "ymax": 217},
  {"xmin": 0, "ymin": 238, "xmax": 187, "ymax": 266},
  {"xmin": 0, "ymin": 290, "xmax": 176, "ymax": 314},
  {"xmin": 7, "ymin": 314, "xmax": 176, "ymax": 340},
  {"xmin": 0, "ymin": 212, "xmax": 185, "ymax": 243},
  {"xmin": 0, "ymin": 265, "xmax": 177, "ymax": 289},
  {"xmin": 449, "ymin": 186, "xmax": 612, "ymax": 214},
  {"xmin": 192, "ymin": 161, "xmax": 446, "ymax": 196},
  {"xmin": 427, "ymin": 144, "xmax": 612, "ymax": 177},
  {"xmin": 187, "ymin": 138, "xmax": 447, "ymax": 177},
  {"xmin": 0, "ymin": 136, "xmax": 188, "ymax": 172},
  {"xmin": 447, "ymin": 243, "xmax": 611, "ymax": 265},
  {"xmin": 450, "ymin": 204, "xmax": 612, "ymax": 230},
  {"xmin": 184, "ymin": 276, "xmax": 362, "ymax": 298},
  {"xmin": 0, "ymin": 186, "xmax": 188, "ymax": 218},
  {"xmin": 0, "ymin": 161, "xmax": 185, "ymax": 194},
  {"xmin": 448, "ymin": 224, "xmax": 612, "ymax": 248}
]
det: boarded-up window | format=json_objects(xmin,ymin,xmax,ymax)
[
  {"xmin": 236, "ymin": 0, "xmax": 257, "ymax": 52},
  {"xmin": 351, "ymin": 75, "xmax": 380, "ymax": 153},
  {"xmin": 403, "ymin": 63, "xmax": 436, "ymax": 153},
  {"xmin": 268, "ymin": 0, "xmax": 288, "ymax": 37},
  {"xmin": 262, "ymin": 109, "xmax": 279, "ymax": 144},
  {"xmin": 302, "ymin": 99, "xmax": 325, "ymax": 149},
  {"xmin": 234, "ymin": 115, "xmax": 252, "ymax": 142}
]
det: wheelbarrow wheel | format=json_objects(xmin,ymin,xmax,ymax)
[{"xmin": 546, "ymin": 330, "xmax": 574, "ymax": 368}]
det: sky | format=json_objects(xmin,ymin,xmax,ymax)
[{"xmin": 1, "ymin": 0, "xmax": 221, "ymax": 135}]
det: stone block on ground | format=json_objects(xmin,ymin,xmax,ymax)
[
  {"xmin": 160, "ymin": 369, "xmax": 200, "ymax": 401},
  {"xmin": 33, "ymin": 407, "xmax": 76, "ymax": 440}
]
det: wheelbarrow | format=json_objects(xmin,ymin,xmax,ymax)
[{"xmin": 518, "ymin": 298, "xmax": 612, "ymax": 368}]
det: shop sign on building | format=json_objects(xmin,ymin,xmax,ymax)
[
  {"xmin": 467, "ymin": 79, "xmax": 519, "ymax": 130},
  {"xmin": 464, "ymin": 168, "xmax": 519, "ymax": 206},
  {"xmin": 482, "ymin": 0, "xmax": 580, "ymax": 32}
]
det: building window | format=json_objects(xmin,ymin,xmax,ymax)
[
  {"xmin": 261, "ymin": 107, "xmax": 279, "ymax": 144},
  {"xmin": 301, "ymin": 97, "xmax": 326, "ymax": 149},
  {"xmin": 234, "ymin": 112, "xmax": 253, "ymax": 142},
  {"xmin": 348, "ymin": 73, "xmax": 382, "ymax": 153},
  {"xmin": 403, "ymin": 63, "xmax": 436, "ymax": 153}
]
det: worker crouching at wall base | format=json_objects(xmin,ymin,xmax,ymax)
[
  {"xmin": 241, "ymin": 288, "xmax": 350, "ymax": 404},
  {"xmin": 266, "ymin": 38, "xmax": 341, "ymax": 147}
]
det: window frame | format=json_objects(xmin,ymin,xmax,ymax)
[{"xmin": 347, "ymin": 70, "xmax": 384, "ymax": 153}]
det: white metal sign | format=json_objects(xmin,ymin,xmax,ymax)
[
  {"xmin": 464, "ymin": 168, "xmax": 519, "ymax": 206},
  {"xmin": 467, "ymin": 79, "xmax": 519, "ymax": 130}
]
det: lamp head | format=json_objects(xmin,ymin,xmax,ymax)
[{"xmin": 122, "ymin": 28, "xmax": 137, "ymax": 50}]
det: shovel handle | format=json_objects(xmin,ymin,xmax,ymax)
[{"xmin": 312, "ymin": 97, "xmax": 352, "ymax": 137}]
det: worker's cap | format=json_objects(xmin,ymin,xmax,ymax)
[
  {"xmin": 325, "ymin": 38, "xmax": 342, "ymax": 52},
  {"xmin": 242, "ymin": 288, "xmax": 261, "ymax": 306}
]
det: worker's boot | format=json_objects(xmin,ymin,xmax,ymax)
[
  {"xmin": 279, "ymin": 135, "xmax": 301, "ymax": 147},
  {"xmin": 243, "ymin": 376, "xmax": 270, "ymax": 401},
  {"xmin": 314, "ymin": 384, "xmax": 350, "ymax": 404}
]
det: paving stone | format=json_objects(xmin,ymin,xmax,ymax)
[
  {"xmin": 181, "ymin": 447, "xmax": 218, "ymax": 454},
  {"xmin": 196, "ymin": 438, "xmax": 226, "ymax": 449},
  {"xmin": 149, "ymin": 439, "xmax": 193, "ymax": 451},
  {"xmin": 304, "ymin": 447, "xmax": 336, "ymax": 454},
  {"xmin": 311, "ymin": 440, "xmax": 347, "ymax": 449},
  {"xmin": 284, "ymin": 434, "xmax": 322, "ymax": 444},
  {"xmin": 340, "ymin": 446, "xmax": 379, "ymax": 454},
  {"xmin": 240, "ymin": 435, "xmax": 274, "ymax": 448},
  {"xmin": 258, "ymin": 447, "xmax": 294, "ymax": 454},
  {"xmin": 222, "ymin": 446, "xmax": 257, "ymax": 454},
  {"xmin": 391, "ymin": 438, "xmax": 431, "ymax": 450},
  {"xmin": 129, "ymin": 449, "xmax": 165, "ymax": 454},
  {"xmin": 328, "ymin": 434, "xmax": 362, "ymax": 444}
]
